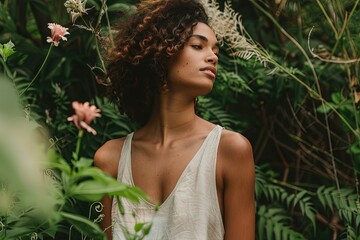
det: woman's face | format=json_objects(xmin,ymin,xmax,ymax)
[{"xmin": 167, "ymin": 22, "xmax": 219, "ymax": 97}]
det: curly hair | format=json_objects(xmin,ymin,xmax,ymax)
[{"xmin": 105, "ymin": 0, "xmax": 209, "ymax": 126}]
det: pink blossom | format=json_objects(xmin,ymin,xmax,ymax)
[
  {"xmin": 46, "ymin": 23, "xmax": 70, "ymax": 47},
  {"xmin": 67, "ymin": 101, "xmax": 101, "ymax": 135}
]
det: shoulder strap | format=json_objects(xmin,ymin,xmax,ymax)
[
  {"xmin": 117, "ymin": 132, "xmax": 134, "ymax": 182},
  {"xmin": 204, "ymin": 125, "xmax": 223, "ymax": 155}
]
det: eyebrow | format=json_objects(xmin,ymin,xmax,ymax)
[{"xmin": 189, "ymin": 34, "xmax": 219, "ymax": 49}]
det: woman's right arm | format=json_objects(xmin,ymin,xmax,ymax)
[{"xmin": 94, "ymin": 139, "xmax": 124, "ymax": 240}]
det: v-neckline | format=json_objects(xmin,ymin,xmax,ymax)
[{"xmin": 127, "ymin": 125, "xmax": 218, "ymax": 209}]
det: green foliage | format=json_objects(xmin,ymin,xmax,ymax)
[
  {"xmin": 1, "ymin": 0, "xmax": 360, "ymax": 239},
  {"xmin": 0, "ymin": 40, "xmax": 15, "ymax": 62},
  {"xmin": 257, "ymin": 206, "xmax": 306, "ymax": 240},
  {"xmin": 256, "ymin": 165, "xmax": 316, "ymax": 238},
  {"xmin": 197, "ymin": 96, "xmax": 239, "ymax": 130},
  {"xmin": 0, "ymin": 0, "xmax": 147, "ymax": 239},
  {"xmin": 60, "ymin": 211, "xmax": 105, "ymax": 239},
  {"xmin": 121, "ymin": 221, "xmax": 153, "ymax": 240},
  {"xmin": 0, "ymin": 79, "xmax": 60, "ymax": 240},
  {"xmin": 317, "ymin": 186, "xmax": 360, "ymax": 231}
]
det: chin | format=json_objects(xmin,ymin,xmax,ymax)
[
  {"xmin": 173, "ymin": 80, "xmax": 214, "ymax": 96},
  {"xmin": 193, "ymin": 83, "xmax": 214, "ymax": 97}
]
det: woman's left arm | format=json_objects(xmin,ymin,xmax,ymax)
[{"xmin": 219, "ymin": 132, "xmax": 255, "ymax": 240}]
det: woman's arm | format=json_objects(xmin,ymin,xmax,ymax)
[
  {"xmin": 219, "ymin": 131, "xmax": 255, "ymax": 240},
  {"xmin": 94, "ymin": 139, "xmax": 124, "ymax": 240}
]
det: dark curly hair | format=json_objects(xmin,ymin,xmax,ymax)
[{"xmin": 105, "ymin": 0, "xmax": 209, "ymax": 126}]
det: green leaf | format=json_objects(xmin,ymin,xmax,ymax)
[
  {"xmin": 116, "ymin": 196, "xmax": 125, "ymax": 216},
  {"xmin": 304, "ymin": 204, "xmax": 316, "ymax": 229},
  {"xmin": 293, "ymin": 191, "xmax": 306, "ymax": 208},
  {"xmin": 347, "ymin": 141, "xmax": 360, "ymax": 154},
  {"xmin": 134, "ymin": 222, "xmax": 145, "ymax": 232},
  {"xmin": 142, "ymin": 223, "xmax": 152, "ymax": 235},
  {"xmin": 0, "ymin": 40, "xmax": 15, "ymax": 62},
  {"xmin": 4, "ymin": 227, "xmax": 35, "ymax": 239},
  {"xmin": 73, "ymin": 157, "xmax": 93, "ymax": 170},
  {"xmin": 258, "ymin": 215, "xmax": 265, "ymax": 240},
  {"xmin": 72, "ymin": 167, "xmax": 118, "ymax": 183},
  {"xmin": 316, "ymin": 102, "xmax": 333, "ymax": 113},
  {"xmin": 274, "ymin": 222, "xmax": 281, "ymax": 240},
  {"xmin": 48, "ymin": 150, "xmax": 71, "ymax": 175},
  {"xmin": 68, "ymin": 180, "xmax": 119, "ymax": 201},
  {"xmin": 317, "ymin": 186, "xmax": 326, "ymax": 208},
  {"xmin": 0, "ymin": 3, "xmax": 16, "ymax": 32},
  {"xmin": 68, "ymin": 179, "xmax": 146, "ymax": 203},
  {"xmin": 266, "ymin": 217, "xmax": 273, "ymax": 240},
  {"xmin": 323, "ymin": 187, "xmax": 335, "ymax": 212},
  {"xmin": 331, "ymin": 92, "xmax": 344, "ymax": 104},
  {"xmin": 107, "ymin": 3, "xmax": 135, "ymax": 13},
  {"xmin": 60, "ymin": 212, "xmax": 105, "ymax": 238}
]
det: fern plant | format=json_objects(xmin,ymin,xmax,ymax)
[
  {"xmin": 317, "ymin": 186, "xmax": 360, "ymax": 236},
  {"xmin": 255, "ymin": 164, "xmax": 317, "ymax": 239}
]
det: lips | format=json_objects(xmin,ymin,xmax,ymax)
[{"xmin": 200, "ymin": 66, "xmax": 217, "ymax": 79}]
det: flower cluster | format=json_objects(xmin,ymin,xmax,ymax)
[
  {"xmin": 46, "ymin": 23, "xmax": 69, "ymax": 47},
  {"xmin": 64, "ymin": 0, "xmax": 91, "ymax": 23},
  {"xmin": 67, "ymin": 101, "xmax": 101, "ymax": 135}
]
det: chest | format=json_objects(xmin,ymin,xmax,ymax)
[
  {"xmin": 129, "ymin": 133, "xmax": 223, "ymax": 205},
  {"xmin": 131, "ymin": 139, "xmax": 199, "ymax": 200}
]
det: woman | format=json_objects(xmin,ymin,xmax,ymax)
[{"xmin": 94, "ymin": 0, "xmax": 255, "ymax": 239}]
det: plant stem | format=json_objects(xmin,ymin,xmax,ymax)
[
  {"xmin": 96, "ymin": 0, "xmax": 107, "ymax": 30},
  {"xmin": 1, "ymin": 60, "xmax": 6, "ymax": 76},
  {"xmin": 271, "ymin": 179, "xmax": 316, "ymax": 196},
  {"xmin": 0, "ymin": 59, "xmax": 12, "ymax": 79},
  {"xmin": 95, "ymin": 38, "xmax": 106, "ymax": 75},
  {"xmin": 92, "ymin": 0, "xmax": 108, "ymax": 74},
  {"xmin": 329, "ymin": 0, "xmax": 359, "ymax": 56},
  {"xmin": 251, "ymin": 0, "xmax": 352, "ymax": 192},
  {"xmin": 75, "ymin": 130, "xmax": 84, "ymax": 161},
  {"xmin": 19, "ymin": 43, "xmax": 54, "ymax": 96},
  {"xmin": 316, "ymin": 0, "xmax": 338, "ymax": 38},
  {"xmin": 105, "ymin": 7, "xmax": 114, "ymax": 48}
]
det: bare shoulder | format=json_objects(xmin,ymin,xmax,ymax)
[
  {"xmin": 219, "ymin": 129, "xmax": 253, "ymax": 161},
  {"xmin": 218, "ymin": 129, "xmax": 254, "ymax": 180},
  {"xmin": 94, "ymin": 137, "xmax": 127, "ymax": 178}
]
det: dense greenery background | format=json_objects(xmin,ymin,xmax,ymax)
[{"xmin": 0, "ymin": 0, "xmax": 359, "ymax": 239}]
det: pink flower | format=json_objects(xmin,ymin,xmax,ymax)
[
  {"xmin": 67, "ymin": 101, "xmax": 101, "ymax": 135},
  {"xmin": 46, "ymin": 23, "xmax": 70, "ymax": 47}
]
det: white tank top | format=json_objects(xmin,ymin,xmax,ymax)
[{"xmin": 111, "ymin": 125, "xmax": 225, "ymax": 240}]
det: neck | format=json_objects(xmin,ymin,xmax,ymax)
[{"xmin": 142, "ymin": 92, "xmax": 199, "ymax": 144}]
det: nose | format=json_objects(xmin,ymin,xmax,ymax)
[{"xmin": 206, "ymin": 51, "xmax": 218, "ymax": 65}]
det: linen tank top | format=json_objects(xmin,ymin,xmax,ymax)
[{"xmin": 111, "ymin": 125, "xmax": 225, "ymax": 240}]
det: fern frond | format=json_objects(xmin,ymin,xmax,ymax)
[
  {"xmin": 12, "ymin": 72, "xmax": 37, "ymax": 104},
  {"xmin": 255, "ymin": 165, "xmax": 268, "ymax": 199},
  {"xmin": 317, "ymin": 186, "xmax": 360, "ymax": 228},
  {"xmin": 216, "ymin": 65, "xmax": 253, "ymax": 93},
  {"xmin": 197, "ymin": 96, "xmax": 238, "ymax": 130},
  {"xmin": 257, "ymin": 205, "xmax": 306, "ymax": 240},
  {"xmin": 339, "ymin": 224, "xmax": 360, "ymax": 240},
  {"xmin": 256, "ymin": 165, "xmax": 316, "ymax": 229}
]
